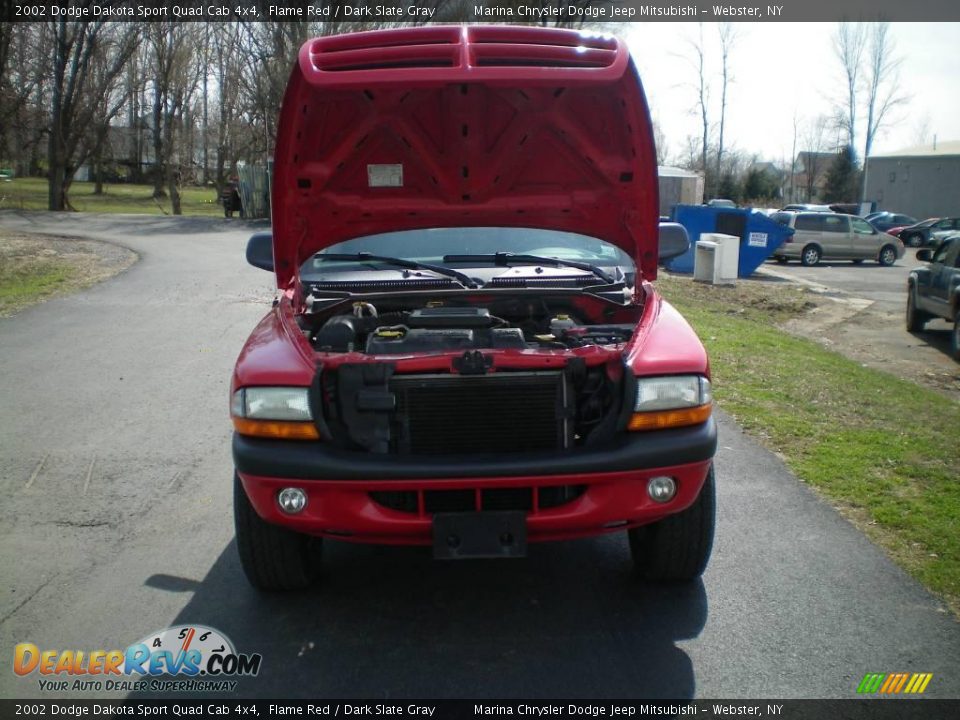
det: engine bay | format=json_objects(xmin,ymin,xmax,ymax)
[{"xmin": 300, "ymin": 295, "xmax": 639, "ymax": 355}]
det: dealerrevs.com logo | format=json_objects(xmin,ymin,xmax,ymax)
[{"xmin": 13, "ymin": 625, "xmax": 262, "ymax": 693}]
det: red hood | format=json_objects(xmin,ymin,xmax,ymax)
[{"xmin": 271, "ymin": 25, "xmax": 659, "ymax": 289}]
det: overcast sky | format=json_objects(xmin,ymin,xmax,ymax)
[{"xmin": 622, "ymin": 22, "xmax": 960, "ymax": 167}]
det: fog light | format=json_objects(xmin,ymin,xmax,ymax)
[
  {"xmin": 277, "ymin": 487, "xmax": 307, "ymax": 514},
  {"xmin": 647, "ymin": 476, "xmax": 677, "ymax": 503}
]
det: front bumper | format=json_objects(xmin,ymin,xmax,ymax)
[{"xmin": 234, "ymin": 419, "xmax": 717, "ymax": 544}]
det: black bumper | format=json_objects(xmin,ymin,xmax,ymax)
[{"xmin": 233, "ymin": 417, "xmax": 717, "ymax": 481}]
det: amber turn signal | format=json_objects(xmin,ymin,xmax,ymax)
[
  {"xmin": 627, "ymin": 403, "xmax": 712, "ymax": 431},
  {"xmin": 232, "ymin": 417, "xmax": 320, "ymax": 440}
]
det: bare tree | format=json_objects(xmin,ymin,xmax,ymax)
[
  {"xmin": 680, "ymin": 24, "xmax": 712, "ymax": 196},
  {"xmin": 651, "ymin": 117, "xmax": 668, "ymax": 166},
  {"xmin": 715, "ymin": 23, "xmax": 738, "ymax": 194},
  {"xmin": 799, "ymin": 115, "xmax": 832, "ymax": 202},
  {"xmin": 910, "ymin": 112, "xmax": 932, "ymax": 147},
  {"xmin": 234, "ymin": 22, "xmax": 320, "ymax": 165},
  {"xmin": 788, "ymin": 112, "xmax": 799, "ymax": 203},
  {"xmin": 47, "ymin": 20, "xmax": 139, "ymax": 210},
  {"xmin": 210, "ymin": 23, "xmax": 245, "ymax": 193},
  {"xmin": 832, "ymin": 23, "xmax": 866, "ymax": 152},
  {"xmin": 860, "ymin": 22, "xmax": 909, "ymax": 198},
  {"xmin": 1, "ymin": 24, "xmax": 50, "ymax": 176},
  {"xmin": 148, "ymin": 22, "xmax": 204, "ymax": 214},
  {"xmin": 124, "ymin": 44, "xmax": 150, "ymax": 183}
]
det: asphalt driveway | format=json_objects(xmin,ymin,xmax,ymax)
[{"xmin": 1, "ymin": 212, "xmax": 958, "ymax": 700}]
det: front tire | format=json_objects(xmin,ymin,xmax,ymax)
[
  {"xmin": 878, "ymin": 245, "xmax": 897, "ymax": 266},
  {"xmin": 629, "ymin": 465, "xmax": 716, "ymax": 582},
  {"xmin": 234, "ymin": 473, "xmax": 322, "ymax": 591},
  {"xmin": 952, "ymin": 309, "xmax": 960, "ymax": 362},
  {"xmin": 905, "ymin": 233, "xmax": 922, "ymax": 248},
  {"xmin": 906, "ymin": 286, "xmax": 928, "ymax": 332},
  {"xmin": 800, "ymin": 244, "xmax": 821, "ymax": 266}
]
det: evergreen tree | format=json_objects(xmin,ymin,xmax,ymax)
[
  {"xmin": 716, "ymin": 172, "xmax": 740, "ymax": 202},
  {"xmin": 823, "ymin": 146, "xmax": 860, "ymax": 202},
  {"xmin": 743, "ymin": 168, "xmax": 779, "ymax": 202}
]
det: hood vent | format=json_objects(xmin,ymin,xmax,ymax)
[
  {"xmin": 469, "ymin": 26, "xmax": 617, "ymax": 69},
  {"xmin": 305, "ymin": 26, "xmax": 618, "ymax": 74},
  {"xmin": 307, "ymin": 27, "xmax": 460, "ymax": 72}
]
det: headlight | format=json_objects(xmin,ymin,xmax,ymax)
[
  {"xmin": 635, "ymin": 375, "xmax": 711, "ymax": 411},
  {"xmin": 629, "ymin": 375, "xmax": 712, "ymax": 431},
  {"xmin": 231, "ymin": 387, "xmax": 318, "ymax": 440},
  {"xmin": 233, "ymin": 387, "xmax": 312, "ymax": 421}
]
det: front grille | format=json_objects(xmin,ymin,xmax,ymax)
[
  {"xmin": 391, "ymin": 372, "xmax": 566, "ymax": 455},
  {"xmin": 370, "ymin": 485, "xmax": 586, "ymax": 516}
]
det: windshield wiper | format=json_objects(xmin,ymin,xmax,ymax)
[
  {"xmin": 443, "ymin": 252, "xmax": 617, "ymax": 285},
  {"xmin": 318, "ymin": 253, "xmax": 480, "ymax": 289}
]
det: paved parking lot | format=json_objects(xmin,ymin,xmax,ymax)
[
  {"xmin": 1, "ymin": 212, "xmax": 959, "ymax": 700},
  {"xmin": 764, "ymin": 251, "xmax": 917, "ymax": 313}
]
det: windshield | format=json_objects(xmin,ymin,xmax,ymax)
[{"xmin": 301, "ymin": 228, "xmax": 634, "ymax": 278}]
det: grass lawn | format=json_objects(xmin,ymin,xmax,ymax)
[
  {"xmin": 0, "ymin": 232, "xmax": 137, "ymax": 317},
  {"xmin": 0, "ymin": 256, "xmax": 76, "ymax": 314},
  {"xmin": 657, "ymin": 273, "xmax": 960, "ymax": 616},
  {"xmin": 0, "ymin": 176, "xmax": 223, "ymax": 217}
]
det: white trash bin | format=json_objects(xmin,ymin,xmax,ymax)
[{"xmin": 694, "ymin": 232, "xmax": 740, "ymax": 285}]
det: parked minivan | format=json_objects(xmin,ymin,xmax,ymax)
[{"xmin": 770, "ymin": 211, "xmax": 904, "ymax": 266}]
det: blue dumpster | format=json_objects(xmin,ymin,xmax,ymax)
[{"xmin": 663, "ymin": 205, "xmax": 794, "ymax": 277}]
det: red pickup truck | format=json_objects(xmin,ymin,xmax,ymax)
[{"xmin": 231, "ymin": 26, "xmax": 717, "ymax": 590}]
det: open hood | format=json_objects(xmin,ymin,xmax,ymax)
[{"xmin": 271, "ymin": 25, "xmax": 660, "ymax": 289}]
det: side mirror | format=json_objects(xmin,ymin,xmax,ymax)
[
  {"xmin": 916, "ymin": 249, "xmax": 932, "ymax": 262},
  {"xmin": 659, "ymin": 222, "xmax": 690, "ymax": 261},
  {"xmin": 246, "ymin": 232, "xmax": 274, "ymax": 271}
]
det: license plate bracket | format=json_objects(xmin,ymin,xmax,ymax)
[{"xmin": 432, "ymin": 511, "xmax": 527, "ymax": 559}]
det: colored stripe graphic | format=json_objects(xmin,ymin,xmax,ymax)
[
  {"xmin": 857, "ymin": 673, "xmax": 886, "ymax": 693},
  {"xmin": 858, "ymin": 672, "xmax": 932, "ymax": 694}
]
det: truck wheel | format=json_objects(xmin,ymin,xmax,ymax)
[
  {"xmin": 800, "ymin": 245, "xmax": 821, "ymax": 266},
  {"xmin": 953, "ymin": 310, "xmax": 960, "ymax": 362},
  {"xmin": 629, "ymin": 465, "xmax": 716, "ymax": 582},
  {"xmin": 878, "ymin": 245, "xmax": 897, "ymax": 266},
  {"xmin": 905, "ymin": 286, "xmax": 928, "ymax": 332},
  {"xmin": 234, "ymin": 473, "xmax": 321, "ymax": 591}
]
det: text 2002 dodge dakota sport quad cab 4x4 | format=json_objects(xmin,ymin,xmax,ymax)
[{"xmin": 231, "ymin": 26, "xmax": 717, "ymax": 590}]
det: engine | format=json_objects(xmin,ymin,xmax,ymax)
[{"xmin": 307, "ymin": 302, "xmax": 634, "ymax": 355}]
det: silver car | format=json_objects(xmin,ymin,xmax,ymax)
[{"xmin": 771, "ymin": 211, "xmax": 905, "ymax": 266}]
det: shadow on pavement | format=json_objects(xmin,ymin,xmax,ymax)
[
  {"xmin": 133, "ymin": 537, "xmax": 708, "ymax": 699},
  {"xmin": 908, "ymin": 325, "xmax": 956, "ymax": 361}
]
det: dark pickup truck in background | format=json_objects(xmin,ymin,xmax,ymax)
[{"xmin": 906, "ymin": 235, "xmax": 960, "ymax": 361}]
